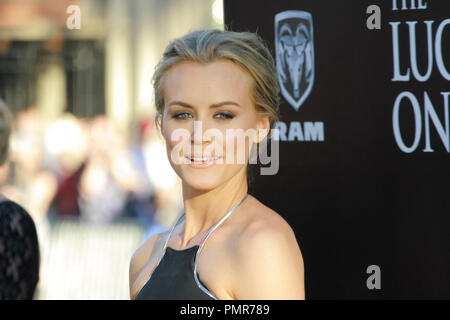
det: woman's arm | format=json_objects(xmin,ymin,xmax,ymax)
[{"xmin": 230, "ymin": 218, "xmax": 305, "ymax": 300}]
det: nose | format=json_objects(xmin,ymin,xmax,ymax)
[
  {"xmin": 191, "ymin": 119, "xmax": 215, "ymax": 146},
  {"xmin": 192, "ymin": 120, "xmax": 204, "ymax": 145}
]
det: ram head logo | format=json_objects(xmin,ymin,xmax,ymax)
[{"xmin": 275, "ymin": 10, "xmax": 314, "ymax": 112}]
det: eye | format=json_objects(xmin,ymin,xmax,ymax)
[
  {"xmin": 172, "ymin": 111, "xmax": 192, "ymax": 120},
  {"xmin": 214, "ymin": 112, "xmax": 235, "ymax": 120}
]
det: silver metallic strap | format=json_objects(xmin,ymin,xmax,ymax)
[
  {"xmin": 193, "ymin": 193, "xmax": 249, "ymax": 299},
  {"xmin": 158, "ymin": 210, "xmax": 186, "ymax": 266}
]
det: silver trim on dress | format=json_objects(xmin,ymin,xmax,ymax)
[
  {"xmin": 193, "ymin": 193, "xmax": 249, "ymax": 299},
  {"xmin": 140, "ymin": 193, "xmax": 249, "ymax": 300}
]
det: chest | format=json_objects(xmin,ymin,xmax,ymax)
[
  {"xmin": 136, "ymin": 246, "xmax": 212, "ymax": 300},
  {"xmin": 135, "ymin": 239, "xmax": 235, "ymax": 300}
]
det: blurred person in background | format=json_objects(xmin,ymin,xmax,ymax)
[
  {"xmin": 45, "ymin": 113, "xmax": 88, "ymax": 221},
  {"xmin": 2, "ymin": 107, "xmax": 57, "ymax": 245},
  {"xmin": 131, "ymin": 116, "xmax": 183, "ymax": 239},
  {"xmin": 0, "ymin": 99, "xmax": 40, "ymax": 299},
  {"xmin": 129, "ymin": 29, "xmax": 304, "ymax": 300},
  {"xmin": 78, "ymin": 115, "xmax": 138, "ymax": 224},
  {"xmin": 121, "ymin": 118, "xmax": 157, "ymax": 227}
]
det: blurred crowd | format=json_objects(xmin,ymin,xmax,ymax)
[
  {"xmin": 0, "ymin": 105, "xmax": 183, "ymax": 246},
  {"xmin": 0, "ymin": 0, "xmax": 222, "ymax": 300}
]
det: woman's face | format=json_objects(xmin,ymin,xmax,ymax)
[{"xmin": 161, "ymin": 59, "xmax": 269, "ymax": 192}]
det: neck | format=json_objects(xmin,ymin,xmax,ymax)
[{"xmin": 180, "ymin": 170, "xmax": 248, "ymax": 248}]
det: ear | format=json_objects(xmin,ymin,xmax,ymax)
[{"xmin": 255, "ymin": 115, "xmax": 270, "ymax": 143}]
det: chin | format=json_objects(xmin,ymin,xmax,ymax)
[{"xmin": 181, "ymin": 172, "xmax": 224, "ymax": 191}]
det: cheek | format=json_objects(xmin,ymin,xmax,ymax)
[
  {"xmin": 163, "ymin": 123, "xmax": 191, "ymax": 162},
  {"xmin": 223, "ymin": 129, "xmax": 253, "ymax": 165},
  {"xmin": 163, "ymin": 120, "xmax": 185, "ymax": 145},
  {"xmin": 219, "ymin": 115, "xmax": 257, "ymax": 162},
  {"xmin": 162, "ymin": 124, "xmax": 175, "ymax": 148}
]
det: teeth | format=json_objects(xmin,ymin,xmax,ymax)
[{"xmin": 189, "ymin": 156, "xmax": 219, "ymax": 162}]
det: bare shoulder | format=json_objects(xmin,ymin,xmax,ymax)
[
  {"xmin": 129, "ymin": 230, "xmax": 169, "ymax": 299},
  {"xmin": 228, "ymin": 195, "xmax": 305, "ymax": 299},
  {"xmin": 129, "ymin": 232, "xmax": 157, "ymax": 277},
  {"xmin": 237, "ymin": 195, "xmax": 300, "ymax": 248}
]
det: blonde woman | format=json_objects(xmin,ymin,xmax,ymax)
[{"xmin": 129, "ymin": 29, "xmax": 304, "ymax": 300}]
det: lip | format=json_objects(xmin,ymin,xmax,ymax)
[{"xmin": 185, "ymin": 155, "xmax": 222, "ymax": 169}]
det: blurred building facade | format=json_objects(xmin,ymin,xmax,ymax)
[
  {"xmin": 0, "ymin": 0, "xmax": 223, "ymax": 299},
  {"xmin": 0, "ymin": 0, "xmax": 223, "ymax": 133}
]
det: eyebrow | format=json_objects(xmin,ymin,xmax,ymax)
[{"xmin": 167, "ymin": 101, "xmax": 241, "ymax": 109}]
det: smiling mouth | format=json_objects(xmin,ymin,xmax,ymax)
[
  {"xmin": 183, "ymin": 155, "xmax": 223, "ymax": 168},
  {"xmin": 185, "ymin": 155, "xmax": 221, "ymax": 163}
]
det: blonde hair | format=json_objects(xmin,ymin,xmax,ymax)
[{"xmin": 152, "ymin": 29, "xmax": 280, "ymax": 136}]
